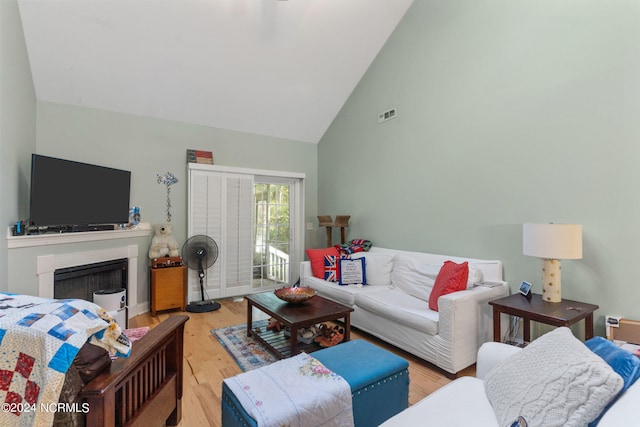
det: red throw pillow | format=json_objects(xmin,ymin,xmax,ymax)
[
  {"xmin": 306, "ymin": 247, "xmax": 340, "ymax": 279},
  {"xmin": 428, "ymin": 261, "xmax": 469, "ymax": 312}
]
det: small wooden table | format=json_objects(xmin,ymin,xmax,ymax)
[
  {"xmin": 246, "ymin": 291, "xmax": 354, "ymax": 359},
  {"xmin": 489, "ymin": 293, "xmax": 599, "ymax": 343}
]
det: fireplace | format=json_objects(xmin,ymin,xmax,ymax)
[
  {"xmin": 54, "ymin": 258, "xmax": 128, "ymax": 301},
  {"xmin": 36, "ymin": 245, "xmax": 139, "ymax": 319}
]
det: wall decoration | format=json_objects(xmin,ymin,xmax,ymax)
[
  {"xmin": 186, "ymin": 149, "xmax": 214, "ymax": 164},
  {"xmin": 157, "ymin": 172, "xmax": 179, "ymax": 222}
]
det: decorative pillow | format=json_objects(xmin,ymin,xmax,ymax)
[
  {"xmin": 306, "ymin": 247, "xmax": 339, "ymax": 279},
  {"xmin": 484, "ymin": 327, "xmax": 624, "ymax": 427},
  {"xmin": 350, "ymin": 253, "xmax": 396, "ymax": 286},
  {"xmin": 338, "ymin": 258, "xmax": 366, "ymax": 286},
  {"xmin": 467, "ymin": 264, "xmax": 483, "ymax": 288},
  {"xmin": 324, "ymin": 255, "xmax": 349, "ymax": 282},
  {"xmin": 428, "ymin": 261, "xmax": 469, "ymax": 311},
  {"xmin": 585, "ymin": 336, "xmax": 640, "ymax": 426}
]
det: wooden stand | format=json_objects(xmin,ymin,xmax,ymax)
[
  {"xmin": 150, "ymin": 265, "xmax": 187, "ymax": 316},
  {"xmin": 318, "ymin": 215, "xmax": 350, "ymax": 247}
]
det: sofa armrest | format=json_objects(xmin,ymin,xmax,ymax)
[
  {"xmin": 437, "ymin": 283, "xmax": 509, "ymax": 373},
  {"xmin": 475, "ymin": 342, "xmax": 522, "ymax": 380},
  {"xmin": 300, "ymin": 261, "xmax": 313, "ymax": 284}
]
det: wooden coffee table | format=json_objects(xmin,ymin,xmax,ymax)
[{"xmin": 246, "ymin": 291, "xmax": 354, "ymax": 359}]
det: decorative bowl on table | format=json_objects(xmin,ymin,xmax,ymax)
[{"xmin": 274, "ymin": 286, "xmax": 316, "ymax": 303}]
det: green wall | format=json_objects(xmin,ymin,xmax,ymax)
[
  {"xmin": 34, "ymin": 101, "xmax": 318, "ymax": 249},
  {"xmin": 319, "ymin": 0, "xmax": 640, "ymax": 336},
  {"xmin": 0, "ymin": 0, "xmax": 37, "ymax": 292},
  {"xmin": 4, "ymin": 102, "xmax": 318, "ymax": 305}
]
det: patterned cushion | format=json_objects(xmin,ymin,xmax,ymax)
[
  {"xmin": 338, "ymin": 258, "xmax": 366, "ymax": 286},
  {"xmin": 324, "ymin": 255, "xmax": 340, "ymax": 282},
  {"xmin": 485, "ymin": 327, "xmax": 624, "ymax": 427},
  {"xmin": 306, "ymin": 247, "xmax": 340, "ymax": 279}
]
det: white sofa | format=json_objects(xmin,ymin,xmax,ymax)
[
  {"xmin": 381, "ymin": 327, "xmax": 639, "ymax": 427},
  {"xmin": 300, "ymin": 247, "xmax": 508, "ymax": 375}
]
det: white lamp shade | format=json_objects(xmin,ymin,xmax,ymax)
[{"xmin": 523, "ymin": 223, "xmax": 583, "ymax": 260}]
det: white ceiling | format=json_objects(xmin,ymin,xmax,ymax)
[{"xmin": 18, "ymin": 0, "xmax": 413, "ymax": 143}]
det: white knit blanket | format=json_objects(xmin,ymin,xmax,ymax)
[{"xmin": 224, "ymin": 353, "xmax": 354, "ymax": 427}]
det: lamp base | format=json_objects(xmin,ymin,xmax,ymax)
[{"xmin": 542, "ymin": 258, "xmax": 561, "ymax": 302}]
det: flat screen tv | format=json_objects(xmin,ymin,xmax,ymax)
[{"xmin": 29, "ymin": 154, "xmax": 131, "ymax": 229}]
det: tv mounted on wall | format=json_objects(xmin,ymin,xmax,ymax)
[{"xmin": 29, "ymin": 154, "xmax": 131, "ymax": 232}]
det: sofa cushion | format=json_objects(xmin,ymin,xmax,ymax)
[
  {"xmin": 390, "ymin": 257, "xmax": 440, "ymax": 303},
  {"xmin": 304, "ymin": 275, "xmax": 386, "ymax": 306},
  {"xmin": 598, "ymin": 378, "xmax": 640, "ymax": 426},
  {"xmin": 306, "ymin": 247, "xmax": 339, "ymax": 279},
  {"xmin": 428, "ymin": 261, "xmax": 469, "ymax": 311},
  {"xmin": 355, "ymin": 289, "xmax": 438, "ymax": 335},
  {"xmin": 380, "ymin": 377, "xmax": 498, "ymax": 426},
  {"xmin": 484, "ymin": 327, "xmax": 624, "ymax": 427},
  {"xmin": 350, "ymin": 253, "xmax": 396, "ymax": 286}
]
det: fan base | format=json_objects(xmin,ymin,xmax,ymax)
[{"xmin": 186, "ymin": 300, "xmax": 221, "ymax": 313}]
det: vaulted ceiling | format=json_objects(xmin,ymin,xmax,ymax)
[{"xmin": 18, "ymin": 0, "xmax": 413, "ymax": 143}]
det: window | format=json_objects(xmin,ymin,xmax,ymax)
[{"xmin": 188, "ymin": 164, "xmax": 304, "ymax": 300}]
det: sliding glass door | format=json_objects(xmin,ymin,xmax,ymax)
[{"xmin": 253, "ymin": 179, "xmax": 292, "ymax": 289}]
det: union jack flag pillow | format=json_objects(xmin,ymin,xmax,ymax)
[{"xmin": 324, "ymin": 255, "xmax": 350, "ymax": 282}]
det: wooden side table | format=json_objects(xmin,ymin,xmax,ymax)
[
  {"xmin": 150, "ymin": 265, "xmax": 187, "ymax": 316},
  {"xmin": 489, "ymin": 293, "xmax": 598, "ymax": 343}
]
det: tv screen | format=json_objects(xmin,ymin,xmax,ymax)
[{"xmin": 29, "ymin": 154, "xmax": 131, "ymax": 228}]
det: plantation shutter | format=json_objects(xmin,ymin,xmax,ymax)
[
  {"xmin": 224, "ymin": 174, "xmax": 254, "ymax": 295},
  {"xmin": 188, "ymin": 168, "xmax": 254, "ymax": 300}
]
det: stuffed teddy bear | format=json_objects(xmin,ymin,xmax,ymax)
[{"xmin": 148, "ymin": 223, "xmax": 180, "ymax": 259}]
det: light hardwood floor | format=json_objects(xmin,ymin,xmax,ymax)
[{"xmin": 130, "ymin": 298, "xmax": 475, "ymax": 427}]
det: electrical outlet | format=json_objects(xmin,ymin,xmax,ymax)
[
  {"xmin": 377, "ymin": 107, "xmax": 397, "ymax": 123},
  {"xmin": 306, "ymin": 222, "xmax": 313, "ymax": 230}
]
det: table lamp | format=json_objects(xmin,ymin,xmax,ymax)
[{"xmin": 523, "ymin": 223, "xmax": 582, "ymax": 303}]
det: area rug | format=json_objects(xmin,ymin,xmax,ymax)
[{"xmin": 212, "ymin": 319, "xmax": 278, "ymax": 371}]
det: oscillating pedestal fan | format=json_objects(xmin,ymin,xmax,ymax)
[{"xmin": 182, "ymin": 235, "xmax": 221, "ymax": 313}]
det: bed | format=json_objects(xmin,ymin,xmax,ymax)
[
  {"xmin": 79, "ymin": 314, "xmax": 188, "ymax": 427},
  {"xmin": 0, "ymin": 293, "xmax": 187, "ymax": 427}
]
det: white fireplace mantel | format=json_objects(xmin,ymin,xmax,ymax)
[
  {"xmin": 7, "ymin": 225, "xmax": 152, "ymax": 319},
  {"xmin": 6, "ymin": 223, "xmax": 151, "ymax": 249}
]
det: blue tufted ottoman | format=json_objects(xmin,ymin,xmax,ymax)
[{"xmin": 221, "ymin": 339, "xmax": 409, "ymax": 426}]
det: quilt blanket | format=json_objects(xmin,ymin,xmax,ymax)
[
  {"xmin": 224, "ymin": 353, "xmax": 354, "ymax": 427},
  {"xmin": 0, "ymin": 293, "xmax": 131, "ymax": 427}
]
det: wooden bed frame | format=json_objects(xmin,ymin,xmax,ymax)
[{"xmin": 81, "ymin": 315, "xmax": 189, "ymax": 427}]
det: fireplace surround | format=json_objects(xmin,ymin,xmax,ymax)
[
  {"xmin": 36, "ymin": 244, "xmax": 139, "ymax": 321},
  {"xmin": 7, "ymin": 225, "xmax": 151, "ymax": 318}
]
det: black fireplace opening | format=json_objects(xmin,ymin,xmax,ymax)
[{"xmin": 54, "ymin": 258, "xmax": 128, "ymax": 302}]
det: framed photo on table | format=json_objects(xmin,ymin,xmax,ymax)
[{"xmin": 519, "ymin": 281, "xmax": 532, "ymax": 299}]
